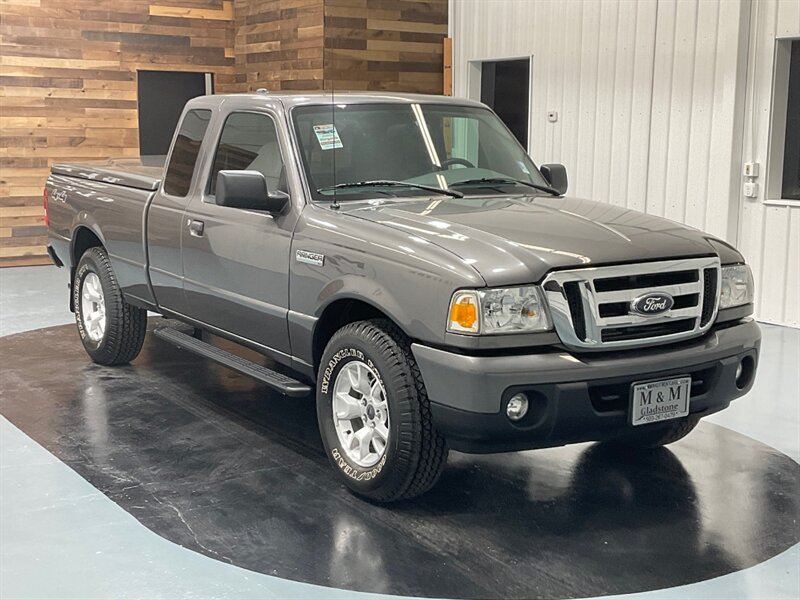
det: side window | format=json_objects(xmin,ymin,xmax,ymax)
[
  {"xmin": 781, "ymin": 40, "xmax": 799, "ymax": 201},
  {"xmin": 163, "ymin": 109, "xmax": 212, "ymax": 197},
  {"xmin": 208, "ymin": 112, "xmax": 285, "ymax": 196}
]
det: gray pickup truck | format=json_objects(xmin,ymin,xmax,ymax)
[{"xmin": 45, "ymin": 92, "xmax": 760, "ymax": 502}]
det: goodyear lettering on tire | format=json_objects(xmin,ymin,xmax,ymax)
[
  {"xmin": 321, "ymin": 348, "xmax": 364, "ymax": 394},
  {"xmin": 73, "ymin": 264, "xmax": 91, "ymax": 341},
  {"xmin": 331, "ymin": 448, "xmax": 387, "ymax": 481},
  {"xmin": 323, "ymin": 346, "xmax": 388, "ymax": 480}
]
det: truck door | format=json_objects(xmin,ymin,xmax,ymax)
[
  {"xmin": 147, "ymin": 108, "xmax": 212, "ymax": 312},
  {"xmin": 181, "ymin": 109, "xmax": 294, "ymax": 357}
]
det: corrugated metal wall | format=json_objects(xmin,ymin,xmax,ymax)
[
  {"xmin": 738, "ymin": 0, "xmax": 800, "ymax": 326},
  {"xmin": 451, "ymin": 0, "xmax": 799, "ymax": 326},
  {"xmin": 645, "ymin": 0, "xmax": 749, "ymax": 242},
  {"xmin": 453, "ymin": 0, "xmax": 658, "ymax": 212}
]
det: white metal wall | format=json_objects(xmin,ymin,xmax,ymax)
[
  {"xmin": 453, "ymin": 0, "xmax": 659, "ymax": 213},
  {"xmin": 645, "ymin": 0, "xmax": 749, "ymax": 242},
  {"xmin": 738, "ymin": 0, "xmax": 800, "ymax": 326},
  {"xmin": 451, "ymin": 0, "xmax": 799, "ymax": 326}
]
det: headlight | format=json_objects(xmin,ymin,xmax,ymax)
[
  {"xmin": 719, "ymin": 264, "xmax": 754, "ymax": 309},
  {"xmin": 447, "ymin": 286, "xmax": 551, "ymax": 334}
]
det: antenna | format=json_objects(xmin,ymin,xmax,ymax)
[{"xmin": 330, "ymin": 79, "xmax": 339, "ymax": 210}]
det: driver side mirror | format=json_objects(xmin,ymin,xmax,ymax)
[
  {"xmin": 216, "ymin": 170, "xmax": 289, "ymax": 213},
  {"xmin": 540, "ymin": 164, "xmax": 568, "ymax": 196}
]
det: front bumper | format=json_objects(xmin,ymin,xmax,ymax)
[{"xmin": 411, "ymin": 319, "xmax": 761, "ymax": 453}]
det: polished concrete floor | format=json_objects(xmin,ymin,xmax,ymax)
[{"xmin": 1, "ymin": 266, "xmax": 799, "ymax": 599}]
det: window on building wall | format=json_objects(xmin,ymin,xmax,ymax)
[
  {"xmin": 137, "ymin": 71, "xmax": 211, "ymax": 157},
  {"xmin": 769, "ymin": 39, "xmax": 800, "ymax": 202},
  {"xmin": 781, "ymin": 41, "xmax": 800, "ymax": 200}
]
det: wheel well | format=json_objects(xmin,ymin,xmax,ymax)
[
  {"xmin": 313, "ymin": 299, "xmax": 394, "ymax": 371},
  {"xmin": 72, "ymin": 227, "xmax": 103, "ymax": 267},
  {"xmin": 69, "ymin": 227, "xmax": 104, "ymax": 311}
]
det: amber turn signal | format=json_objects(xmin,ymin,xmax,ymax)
[
  {"xmin": 450, "ymin": 301, "xmax": 477, "ymax": 329},
  {"xmin": 447, "ymin": 292, "xmax": 480, "ymax": 333}
]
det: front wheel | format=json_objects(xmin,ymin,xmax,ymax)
[
  {"xmin": 316, "ymin": 319, "xmax": 448, "ymax": 502},
  {"xmin": 73, "ymin": 247, "xmax": 147, "ymax": 365}
]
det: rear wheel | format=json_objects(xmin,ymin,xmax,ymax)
[
  {"xmin": 317, "ymin": 319, "xmax": 448, "ymax": 502},
  {"xmin": 609, "ymin": 415, "xmax": 701, "ymax": 449},
  {"xmin": 73, "ymin": 247, "xmax": 147, "ymax": 365}
]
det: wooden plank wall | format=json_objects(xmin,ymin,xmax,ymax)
[
  {"xmin": 230, "ymin": 0, "xmax": 324, "ymax": 92},
  {"xmin": 0, "ymin": 0, "xmax": 236, "ymax": 266},
  {"xmin": 230, "ymin": 0, "xmax": 448, "ymax": 94},
  {"xmin": 323, "ymin": 0, "xmax": 447, "ymax": 93},
  {"xmin": 0, "ymin": 0, "xmax": 447, "ymax": 265}
]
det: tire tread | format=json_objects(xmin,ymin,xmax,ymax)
[
  {"xmin": 323, "ymin": 319, "xmax": 448, "ymax": 502},
  {"xmin": 77, "ymin": 247, "xmax": 147, "ymax": 366}
]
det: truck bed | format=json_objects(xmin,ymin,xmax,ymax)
[
  {"xmin": 46, "ymin": 156, "xmax": 166, "ymax": 309},
  {"xmin": 51, "ymin": 157, "xmax": 165, "ymax": 192}
]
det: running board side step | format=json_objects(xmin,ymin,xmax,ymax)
[{"xmin": 153, "ymin": 326, "xmax": 312, "ymax": 397}]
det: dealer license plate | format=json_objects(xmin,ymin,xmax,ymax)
[{"xmin": 630, "ymin": 376, "xmax": 691, "ymax": 426}]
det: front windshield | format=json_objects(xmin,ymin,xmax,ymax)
[{"xmin": 292, "ymin": 102, "xmax": 551, "ymax": 201}]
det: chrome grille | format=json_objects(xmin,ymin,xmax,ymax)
[{"xmin": 543, "ymin": 257, "xmax": 721, "ymax": 350}]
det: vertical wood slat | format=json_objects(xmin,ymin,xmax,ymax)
[{"xmin": 443, "ymin": 36, "xmax": 452, "ymax": 95}]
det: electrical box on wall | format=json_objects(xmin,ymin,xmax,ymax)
[
  {"xmin": 743, "ymin": 162, "xmax": 760, "ymax": 177},
  {"xmin": 743, "ymin": 181, "xmax": 760, "ymax": 198}
]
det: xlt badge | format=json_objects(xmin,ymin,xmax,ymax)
[{"xmin": 296, "ymin": 250, "xmax": 325, "ymax": 267}]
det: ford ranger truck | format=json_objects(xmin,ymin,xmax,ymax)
[{"xmin": 44, "ymin": 92, "xmax": 761, "ymax": 502}]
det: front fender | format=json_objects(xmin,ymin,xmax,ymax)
[
  {"xmin": 314, "ymin": 275, "xmax": 415, "ymax": 334},
  {"xmin": 288, "ymin": 206, "xmax": 485, "ymax": 369}
]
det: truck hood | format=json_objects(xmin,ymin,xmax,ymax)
[{"xmin": 343, "ymin": 194, "xmax": 737, "ymax": 286}]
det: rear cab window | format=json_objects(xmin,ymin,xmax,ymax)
[{"xmin": 163, "ymin": 109, "xmax": 212, "ymax": 197}]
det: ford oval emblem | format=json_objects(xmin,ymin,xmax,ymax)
[{"xmin": 630, "ymin": 292, "xmax": 674, "ymax": 316}]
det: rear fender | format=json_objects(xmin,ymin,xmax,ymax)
[{"xmin": 68, "ymin": 224, "xmax": 106, "ymax": 312}]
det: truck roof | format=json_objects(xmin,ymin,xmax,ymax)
[
  {"xmin": 49, "ymin": 92, "xmax": 487, "ymax": 191},
  {"xmin": 185, "ymin": 91, "xmax": 487, "ymax": 111}
]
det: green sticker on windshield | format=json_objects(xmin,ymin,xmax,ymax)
[{"xmin": 313, "ymin": 124, "xmax": 343, "ymax": 150}]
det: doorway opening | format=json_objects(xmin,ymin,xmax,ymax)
[
  {"xmin": 137, "ymin": 71, "xmax": 212, "ymax": 157},
  {"xmin": 479, "ymin": 59, "xmax": 531, "ymax": 149}
]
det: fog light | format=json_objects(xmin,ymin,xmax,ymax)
[
  {"xmin": 735, "ymin": 356, "xmax": 755, "ymax": 390},
  {"xmin": 506, "ymin": 393, "xmax": 529, "ymax": 421}
]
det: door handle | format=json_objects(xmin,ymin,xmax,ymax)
[{"xmin": 188, "ymin": 219, "xmax": 204, "ymax": 237}]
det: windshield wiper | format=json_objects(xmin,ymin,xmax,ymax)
[
  {"xmin": 449, "ymin": 177, "xmax": 561, "ymax": 196},
  {"xmin": 317, "ymin": 180, "xmax": 463, "ymax": 199}
]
